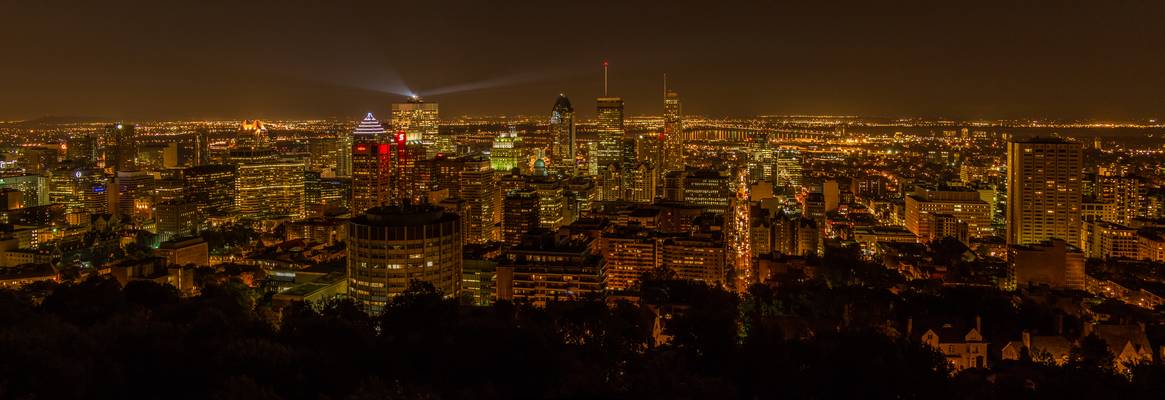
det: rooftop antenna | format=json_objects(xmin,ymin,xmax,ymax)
[
  {"xmin": 603, "ymin": 61, "xmax": 608, "ymax": 96},
  {"xmin": 663, "ymin": 73, "xmax": 668, "ymax": 98}
]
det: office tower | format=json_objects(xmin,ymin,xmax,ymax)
[
  {"xmin": 635, "ymin": 133, "xmax": 664, "ymax": 186},
  {"xmin": 349, "ymin": 113, "xmax": 393, "ymax": 213},
  {"xmin": 66, "ymin": 134, "xmax": 98, "ymax": 165},
  {"xmin": 1006, "ymin": 138, "xmax": 1083, "ymax": 246},
  {"xmin": 596, "ymin": 63, "xmax": 625, "ymax": 168},
  {"xmin": 112, "ymin": 170, "xmax": 154, "ymax": 222},
  {"xmin": 565, "ymin": 176, "xmax": 597, "ymax": 222},
  {"xmin": 235, "ymin": 156, "xmax": 306, "ymax": 219},
  {"xmin": 183, "ymin": 165, "xmax": 237, "ymax": 217},
  {"xmin": 775, "ymin": 150, "xmax": 803, "ymax": 190},
  {"xmin": 683, "ymin": 168, "xmax": 732, "ymax": 213},
  {"xmin": 460, "ymin": 156, "xmax": 500, "ymax": 244},
  {"xmin": 304, "ymin": 170, "xmax": 322, "ymax": 211},
  {"xmin": 549, "ymin": 94, "xmax": 576, "ymax": 173},
  {"xmin": 503, "ymin": 189, "xmax": 540, "ymax": 246},
  {"xmin": 155, "ymin": 200, "xmax": 200, "ymax": 244},
  {"xmin": 350, "ymin": 141, "xmax": 393, "ymax": 214},
  {"xmin": 335, "ymin": 134, "xmax": 353, "ymax": 178},
  {"xmin": 527, "ymin": 176, "xmax": 566, "ymax": 229},
  {"xmin": 663, "ymin": 86, "xmax": 684, "ymax": 174},
  {"xmin": 397, "ymin": 141, "xmax": 427, "ymax": 204},
  {"xmin": 490, "ymin": 129, "xmax": 523, "ymax": 173},
  {"xmin": 1009, "ymin": 239, "xmax": 1085, "ymax": 290},
  {"xmin": 0, "ymin": 175, "xmax": 49, "ymax": 207},
  {"xmin": 823, "ymin": 180, "xmax": 841, "ymax": 212},
  {"xmin": 103, "ymin": 123, "xmax": 137, "ymax": 172},
  {"xmin": 597, "ymin": 164, "xmax": 623, "ymax": 202},
  {"xmin": 154, "ymin": 169, "xmax": 184, "ymax": 203},
  {"xmin": 319, "ymin": 177, "xmax": 349, "ymax": 209},
  {"xmin": 595, "ymin": 97, "xmax": 625, "ymax": 167},
  {"xmin": 392, "ymin": 96, "xmax": 440, "ymax": 145},
  {"xmin": 347, "ymin": 204, "xmax": 462, "ymax": 314},
  {"xmin": 238, "ymin": 120, "xmax": 268, "ymax": 146},
  {"xmin": 624, "ymin": 162, "xmax": 657, "ymax": 203},
  {"xmin": 344, "ymin": 113, "xmax": 385, "ymax": 174},
  {"xmin": 904, "ymin": 187, "xmax": 993, "ymax": 239},
  {"xmin": 193, "ymin": 128, "xmax": 210, "ymax": 166},
  {"xmin": 49, "ymin": 167, "xmax": 106, "ymax": 215},
  {"xmin": 747, "ymin": 133, "xmax": 776, "ymax": 183}
]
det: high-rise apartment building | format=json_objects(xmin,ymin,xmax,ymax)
[{"xmin": 1006, "ymin": 138, "xmax": 1083, "ymax": 246}]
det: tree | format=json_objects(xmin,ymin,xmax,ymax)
[{"xmin": 1068, "ymin": 333, "xmax": 1116, "ymax": 374}]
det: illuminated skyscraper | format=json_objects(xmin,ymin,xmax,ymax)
[
  {"xmin": 526, "ymin": 176, "xmax": 566, "ymax": 229},
  {"xmin": 348, "ymin": 204, "xmax": 462, "ymax": 314},
  {"xmin": 775, "ymin": 150, "xmax": 803, "ymax": 190},
  {"xmin": 66, "ymin": 134, "xmax": 98, "ymax": 165},
  {"xmin": 111, "ymin": 170, "xmax": 154, "ymax": 222},
  {"xmin": 490, "ymin": 128, "xmax": 523, "ymax": 173},
  {"xmin": 351, "ymin": 141, "xmax": 394, "ymax": 214},
  {"xmin": 155, "ymin": 200, "xmax": 199, "ymax": 244},
  {"xmin": 1006, "ymin": 138, "xmax": 1083, "ymax": 246},
  {"xmin": 193, "ymin": 128, "xmax": 210, "ymax": 167},
  {"xmin": 103, "ymin": 123, "xmax": 137, "ymax": 172},
  {"xmin": 683, "ymin": 168, "xmax": 732, "ymax": 214},
  {"xmin": 503, "ymin": 189, "xmax": 540, "ymax": 246},
  {"xmin": 349, "ymin": 113, "xmax": 395, "ymax": 214},
  {"xmin": 595, "ymin": 97, "xmax": 625, "ymax": 167},
  {"xmin": 663, "ymin": 86, "xmax": 684, "ymax": 174},
  {"xmin": 236, "ymin": 160, "xmax": 306, "ymax": 219},
  {"xmin": 549, "ymin": 94, "xmax": 576, "ymax": 173},
  {"xmin": 0, "ymin": 175, "xmax": 49, "ymax": 207},
  {"xmin": 391, "ymin": 97, "xmax": 440, "ymax": 146},
  {"xmin": 594, "ymin": 61, "xmax": 625, "ymax": 168},
  {"xmin": 49, "ymin": 167, "xmax": 105, "ymax": 215},
  {"xmin": 459, "ymin": 156, "xmax": 500, "ymax": 244},
  {"xmin": 335, "ymin": 113, "xmax": 382, "ymax": 177},
  {"xmin": 182, "ymin": 165, "xmax": 237, "ymax": 218}
]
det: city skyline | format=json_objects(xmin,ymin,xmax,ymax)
[
  {"xmin": 5, "ymin": 2, "xmax": 1165, "ymax": 120},
  {"xmin": 3, "ymin": 2, "xmax": 1165, "ymax": 398}
]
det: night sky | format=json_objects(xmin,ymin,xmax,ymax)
[{"xmin": 3, "ymin": 1, "xmax": 1164, "ymax": 121}]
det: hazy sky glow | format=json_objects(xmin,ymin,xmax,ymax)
[{"xmin": 3, "ymin": 1, "xmax": 1164, "ymax": 120}]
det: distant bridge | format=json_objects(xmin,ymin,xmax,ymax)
[{"xmin": 681, "ymin": 126, "xmax": 833, "ymax": 142}]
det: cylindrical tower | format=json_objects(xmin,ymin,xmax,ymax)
[{"xmin": 347, "ymin": 204, "xmax": 462, "ymax": 313}]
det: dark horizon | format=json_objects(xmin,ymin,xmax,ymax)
[{"xmin": 4, "ymin": 1, "xmax": 1164, "ymax": 121}]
